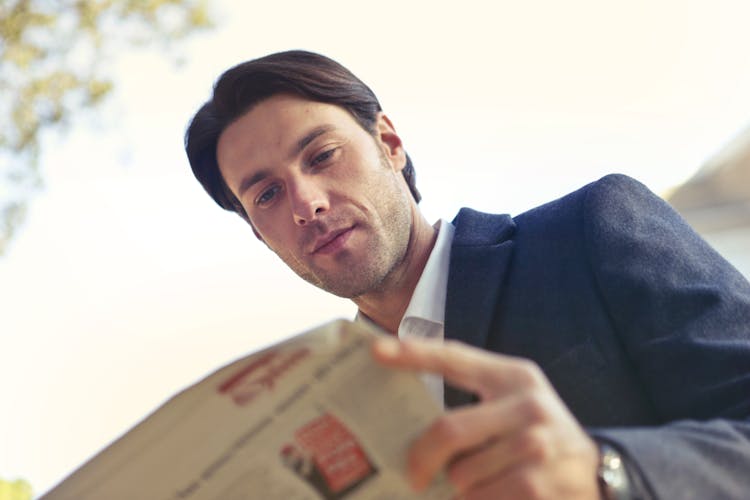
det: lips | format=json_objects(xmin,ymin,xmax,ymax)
[{"xmin": 310, "ymin": 226, "xmax": 355, "ymax": 255}]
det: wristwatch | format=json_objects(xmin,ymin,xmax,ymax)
[{"xmin": 596, "ymin": 441, "xmax": 632, "ymax": 500}]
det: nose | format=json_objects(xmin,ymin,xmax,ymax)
[{"xmin": 288, "ymin": 177, "xmax": 329, "ymax": 226}]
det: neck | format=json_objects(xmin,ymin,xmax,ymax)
[{"xmin": 353, "ymin": 206, "xmax": 437, "ymax": 335}]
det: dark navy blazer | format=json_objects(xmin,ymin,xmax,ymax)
[{"xmin": 444, "ymin": 174, "xmax": 750, "ymax": 499}]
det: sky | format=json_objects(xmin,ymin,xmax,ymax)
[{"xmin": 3, "ymin": 0, "xmax": 750, "ymax": 495}]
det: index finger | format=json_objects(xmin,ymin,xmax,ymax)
[{"xmin": 372, "ymin": 337, "xmax": 544, "ymax": 400}]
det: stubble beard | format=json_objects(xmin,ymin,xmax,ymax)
[
  {"xmin": 326, "ymin": 201, "xmax": 411, "ymax": 299},
  {"xmin": 284, "ymin": 158, "xmax": 413, "ymax": 299}
]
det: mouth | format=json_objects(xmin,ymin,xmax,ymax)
[{"xmin": 310, "ymin": 226, "xmax": 355, "ymax": 255}]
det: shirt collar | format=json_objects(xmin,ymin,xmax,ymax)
[{"xmin": 400, "ymin": 219, "xmax": 455, "ymax": 327}]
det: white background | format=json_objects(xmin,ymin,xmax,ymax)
[{"xmin": 3, "ymin": 0, "xmax": 750, "ymax": 495}]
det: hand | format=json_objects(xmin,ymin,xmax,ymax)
[{"xmin": 372, "ymin": 337, "xmax": 600, "ymax": 500}]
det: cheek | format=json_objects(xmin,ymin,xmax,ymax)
[
  {"xmin": 252, "ymin": 215, "xmax": 291, "ymax": 249},
  {"xmin": 257, "ymin": 228, "xmax": 287, "ymax": 252}
]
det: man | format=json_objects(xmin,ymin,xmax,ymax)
[{"xmin": 185, "ymin": 50, "xmax": 750, "ymax": 499}]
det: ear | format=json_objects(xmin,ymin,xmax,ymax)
[{"xmin": 375, "ymin": 112, "xmax": 407, "ymax": 173}]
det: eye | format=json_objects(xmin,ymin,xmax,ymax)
[
  {"xmin": 255, "ymin": 184, "xmax": 281, "ymax": 206},
  {"xmin": 310, "ymin": 147, "xmax": 338, "ymax": 167}
]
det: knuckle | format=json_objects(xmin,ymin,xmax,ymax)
[
  {"xmin": 520, "ymin": 390, "xmax": 550, "ymax": 423},
  {"xmin": 430, "ymin": 415, "xmax": 465, "ymax": 444},
  {"xmin": 515, "ymin": 471, "xmax": 545, "ymax": 499},
  {"xmin": 513, "ymin": 358, "xmax": 545, "ymax": 386},
  {"xmin": 515, "ymin": 427, "xmax": 552, "ymax": 463}
]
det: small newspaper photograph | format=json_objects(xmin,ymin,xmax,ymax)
[{"xmin": 41, "ymin": 320, "xmax": 454, "ymax": 499}]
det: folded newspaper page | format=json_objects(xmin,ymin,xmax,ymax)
[{"xmin": 42, "ymin": 320, "xmax": 454, "ymax": 499}]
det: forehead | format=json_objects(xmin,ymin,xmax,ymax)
[{"xmin": 216, "ymin": 94, "xmax": 359, "ymax": 171}]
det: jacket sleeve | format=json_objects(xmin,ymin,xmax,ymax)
[{"xmin": 583, "ymin": 174, "xmax": 750, "ymax": 499}]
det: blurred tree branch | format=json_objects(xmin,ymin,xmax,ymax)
[
  {"xmin": 0, "ymin": 477, "xmax": 32, "ymax": 500},
  {"xmin": 0, "ymin": 0, "xmax": 212, "ymax": 255}
]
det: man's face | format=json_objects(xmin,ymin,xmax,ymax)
[{"xmin": 216, "ymin": 94, "xmax": 414, "ymax": 298}]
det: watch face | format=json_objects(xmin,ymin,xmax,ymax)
[{"xmin": 598, "ymin": 443, "xmax": 630, "ymax": 500}]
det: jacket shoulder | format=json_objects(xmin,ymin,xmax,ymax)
[{"xmin": 583, "ymin": 173, "xmax": 670, "ymax": 220}]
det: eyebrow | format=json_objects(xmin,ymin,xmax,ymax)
[
  {"xmin": 237, "ymin": 170, "xmax": 270, "ymax": 199},
  {"xmin": 293, "ymin": 125, "xmax": 334, "ymax": 159},
  {"xmin": 236, "ymin": 125, "xmax": 335, "ymax": 198}
]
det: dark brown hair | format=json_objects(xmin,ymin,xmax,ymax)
[{"xmin": 185, "ymin": 50, "xmax": 420, "ymax": 221}]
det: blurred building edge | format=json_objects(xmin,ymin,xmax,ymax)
[
  {"xmin": 667, "ymin": 125, "xmax": 750, "ymax": 278},
  {"xmin": 0, "ymin": 478, "xmax": 32, "ymax": 500}
]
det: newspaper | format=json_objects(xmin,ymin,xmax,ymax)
[{"xmin": 42, "ymin": 320, "xmax": 454, "ymax": 499}]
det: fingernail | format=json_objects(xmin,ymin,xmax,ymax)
[
  {"xmin": 409, "ymin": 470, "xmax": 426, "ymax": 492},
  {"xmin": 410, "ymin": 478, "xmax": 422, "ymax": 492}
]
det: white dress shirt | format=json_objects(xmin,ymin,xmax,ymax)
[{"xmin": 357, "ymin": 219, "xmax": 455, "ymax": 406}]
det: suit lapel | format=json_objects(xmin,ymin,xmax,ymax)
[{"xmin": 444, "ymin": 208, "xmax": 516, "ymax": 407}]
